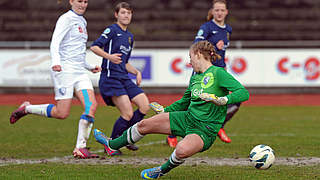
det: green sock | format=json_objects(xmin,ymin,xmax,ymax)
[
  {"xmin": 160, "ymin": 160, "xmax": 175, "ymax": 174},
  {"xmin": 160, "ymin": 150, "xmax": 185, "ymax": 174},
  {"xmin": 109, "ymin": 130, "xmax": 129, "ymax": 150}
]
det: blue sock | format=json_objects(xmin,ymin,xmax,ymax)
[
  {"xmin": 111, "ymin": 116, "xmax": 130, "ymax": 139},
  {"xmin": 129, "ymin": 109, "xmax": 146, "ymax": 126}
]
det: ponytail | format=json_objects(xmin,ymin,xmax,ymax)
[
  {"xmin": 207, "ymin": 8, "xmax": 213, "ymax": 21},
  {"xmin": 191, "ymin": 41, "xmax": 221, "ymax": 62}
]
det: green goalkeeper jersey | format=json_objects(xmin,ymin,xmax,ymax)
[{"xmin": 164, "ymin": 65, "xmax": 249, "ymax": 124}]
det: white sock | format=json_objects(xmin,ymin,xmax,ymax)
[
  {"xmin": 25, "ymin": 104, "xmax": 50, "ymax": 117},
  {"xmin": 85, "ymin": 122, "xmax": 93, "ymax": 141},
  {"xmin": 170, "ymin": 149, "xmax": 185, "ymax": 165},
  {"xmin": 76, "ymin": 119, "xmax": 94, "ymax": 149},
  {"xmin": 127, "ymin": 123, "xmax": 144, "ymax": 144}
]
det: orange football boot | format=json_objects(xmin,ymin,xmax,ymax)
[{"xmin": 218, "ymin": 128, "xmax": 231, "ymax": 143}]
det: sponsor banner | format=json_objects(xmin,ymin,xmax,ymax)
[
  {"xmin": 225, "ymin": 49, "xmax": 320, "ymax": 86},
  {"xmin": 0, "ymin": 49, "xmax": 320, "ymax": 87},
  {"xmin": 0, "ymin": 50, "xmax": 53, "ymax": 87},
  {"xmin": 127, "ymin": 56, "xmax": 152, "ymax": 80},
  {"xmin": 134, "ymin": 49, "xmax": 193, "ymax": 86}
]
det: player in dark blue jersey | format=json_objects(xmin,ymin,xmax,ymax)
[
  {"xmin": 165, "ymin": 0, "xmax": 238, "ymax": 146},
  {"xmin": 195, "ymin": 0, "xmax": 240, "ymax": 143},
  {"xmin": 194, "ymin": 2, "xmax": 231, "ymax": 68},
  {"xmin": 90, "ymin": 2, "xmax": 150, "ymax": 155}
]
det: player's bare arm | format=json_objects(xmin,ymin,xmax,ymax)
[
  {"xmin": 126, "ymin": 63, "xmax": 141, "ymax": 85},
  {"xmin": 135, "ymin": 71, "xmax": 142, "ymax": 85},
  {"xmin": 90, "ymin": 46, "xmax": 122, "ymax": 64}
]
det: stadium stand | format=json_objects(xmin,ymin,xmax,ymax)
[{"xmin": 1, "ymin": 0, "xmax": 320, "ymax": 42}]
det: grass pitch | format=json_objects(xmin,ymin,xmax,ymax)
[{"xmin": 1, "ymin": 105, "xmax": 319, "ymax": 179}]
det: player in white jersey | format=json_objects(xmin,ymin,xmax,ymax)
[{"xmin": 9, "ymin": 0, "xmax": 101, "ymax": 159}]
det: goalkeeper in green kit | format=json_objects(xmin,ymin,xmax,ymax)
[{"xmin": 94, "ymin": 40, "xmax": 249, "ymax": 179}]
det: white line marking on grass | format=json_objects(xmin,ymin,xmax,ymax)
[
  {"xmin": 228, "ymin": 133, "xmax": 296, "ymax": 137},
  {"xmin": 139, "ymin": 140, "xmax": 166, "ymax": 147},
  {"xmin": 90, "ymin": 140, "xmax": 166, "ymax": 154}
]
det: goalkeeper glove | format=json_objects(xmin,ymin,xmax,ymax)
[
  {"xmin": 149, "ymin": 102, "xmax": 164, "ymax": 114},
  {"xmin": 199, "ymin": 93, "xmax": 228, "ymax": 106}
]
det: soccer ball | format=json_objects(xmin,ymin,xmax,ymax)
[{"xmin": 249, "ymin": 144, "xmax": 275, "ymax": 170}]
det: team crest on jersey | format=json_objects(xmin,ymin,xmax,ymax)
[
  {"xmin": 78, "ymin": 26, "xmax": 83, "ymax": 33},
  {"xmin": 103, "ymin": 28, "xmax": 111, "ymax": 34},
  {"xmin": 197, "ymin": 29, "xmax": 204, "ymax": 36},
  {"xmin": 201, "ymin": 72, "xmax": 214, "ymax": 89},
  {"xmin": 59, "ymin": 87, "xmax": 66, "ymax": 95}
]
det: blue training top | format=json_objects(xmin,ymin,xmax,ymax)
[
  {"xmin": 91, "ymin": 23, "xmax": 134, "ymax": 79},
  {"xmin": 194, "ymin": 20, "xmax": 232, "ymax": 68}
]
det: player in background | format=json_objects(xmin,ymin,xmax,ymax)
[
  {"xmin": 94, "ymin": 40, "xmax": 249, "ymax": 179},
  {"xmin": 9, "ymin": 0, "xmax": 101, "ymax": 159},
  {"xmin": 90, "ymin": 2, "xmax": 150, "ymax": 155},
  {"xmin": 164, "ymin": 0, "xmax": 236, "ymax": 146}
]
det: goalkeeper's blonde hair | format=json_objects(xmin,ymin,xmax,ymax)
[{"xmin": 190, "ymin": 41, "xmax": 221, "ymax": 63}]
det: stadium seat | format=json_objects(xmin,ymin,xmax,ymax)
[{"xmin": 1, "ymin": 0, "xmax": 320, "ymax": 42}]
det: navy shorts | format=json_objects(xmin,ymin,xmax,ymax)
[{"xmin": 99, "ymin": 77, "xmax": 144, "ymax": 106}]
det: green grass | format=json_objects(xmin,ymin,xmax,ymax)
[
  {"xmin": 1, "ymin": 105, "xmax": 320, "ymax": 179},
  {"xmin": 1, "ymin": 164, "xmax": 319, "ymax": 180}
]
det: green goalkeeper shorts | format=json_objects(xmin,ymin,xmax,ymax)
[{"xmin": 169, "ymin": 111, "xmax": 222, "ymax": 151}]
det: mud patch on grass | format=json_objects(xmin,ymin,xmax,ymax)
[{"xmin": 1, "ymin": 157, "xmax": 319, "ymax": 167}]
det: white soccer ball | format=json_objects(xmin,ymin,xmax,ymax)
[{"xmin": 249, "ymin": 144, "xmax": 275, "ymax": 170}]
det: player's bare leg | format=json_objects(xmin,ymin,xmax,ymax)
[
  {"xmin": 111, "ymin": 95, "xmax": 137, "ymax": 151},
  {"xmin": 149, "ymin": 102, "xmax": 178, "ymax": 148},
  {"xmin": 73, "ymin": 89, "xmax": 99, "ymax": 159},
  {"xmin": 10, "ymin": 99, "xmax": 72, "ymax": 124},
  {"xmin": 128, "ymin": 93, "xmax": 150, "ymax": 151},
  {"xmin": 141, "ymin": 134, "xmax": 203, "ymax": 179}
]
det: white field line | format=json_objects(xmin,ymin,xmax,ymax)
[
  {"xmin": 1, "ymin": 140, "xmax": 319, "ymax": 167},
  {"xmin": 90, "ymin": 140, "xmax": 166, "ymax": 154}
]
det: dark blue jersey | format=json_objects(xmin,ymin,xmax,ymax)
[
  {"xmin": 194, "ymin": 20, "xmax": 232, "ymax": 68},
  {"xmin": 91, "ymin": 23, "xmax": 134, "ymax": 79}
]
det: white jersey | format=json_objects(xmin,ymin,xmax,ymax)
[{"xmin": 50, "ymin": 10, "xmax": 93, "ymax": 73}]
